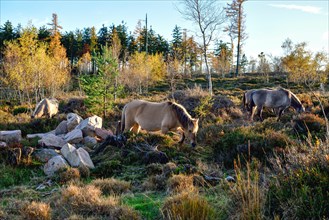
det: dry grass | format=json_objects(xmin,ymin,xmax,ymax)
[
  {"xmin": 20, "ymin": 201, "xmax": 51, "ymax": 220},
  {"xmin": 56, "ymin": 183, "xmax": 140, "ymax": 219},
  {"xmin": 91, "ymin": 178, "xmax": 131, "ymax": 195},
  {"xmin": 229, "ymin": 158, "xmax": 267, "ymax": 220},
  {"xmin": 163, "ymin": 162, "xmax": 177, "ymax": 177},
  {"xmin": 162, "ymin": 191, "xmax": 215, "ymax": 220},
  {"xmin": 167, "ymin": 174, "xmax": 196, "ymax": 194},
  {"xmin": 58, "ymin": 167, "xmax": 80, "ymax": 184}
]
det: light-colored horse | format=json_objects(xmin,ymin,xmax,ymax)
[
  {"xmin": 249, "ymin": 88, "xmax": 305, "ymax": 121},
  {"xmin": 120, "ymin": 100, "xmax": 199, "ymax": 147},
  {"xmin": 31, "ymin": 98, "xmax": 59, "ymax": 119}
]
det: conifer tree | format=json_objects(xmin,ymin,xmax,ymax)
[{"xmin": 225, "ymin": 0, "xmax": 247, "ymax": 77}]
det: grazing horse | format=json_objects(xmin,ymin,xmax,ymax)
[
  {"xmin": 249, "ymin": 88, "xmax": 305, "ymax": 121},
  {"xmin": 120, "ymin": 100, "xmax": 199, "ymax": 147},
  {"xmin": 31, "ymin": 98, "xmax": 59, "ymax": 119}
]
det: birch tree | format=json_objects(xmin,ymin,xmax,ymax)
[{"xmin": 178, "ymin": 0, "xmax": 226, "ymax": 95}]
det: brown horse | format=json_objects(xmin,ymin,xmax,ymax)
[
  {"xmin": 120, "ymin": 100, "xmax": 199, "ymax": 147},
  {"xmin": 249, "ymin": 88, "xmax": 305, "ymax": 121},
  {"xmin": 31, "ymin": 98, "xmax": 59, "ymax": 119}
]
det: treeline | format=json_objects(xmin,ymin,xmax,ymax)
[
  {"xmin": 0, "ymin": 14, "xmax": 205, "ymax": 106},
  {"xmin": 0, "ymin": 16, "xmax": 201, "ymax": 72},
  {"xmin": 0, "ymin": 13, "xmax": 328, "ymax": 110}
]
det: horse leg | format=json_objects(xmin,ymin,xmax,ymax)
[
  {"xmin": 257, "ymin": 106, "xmax": 264, "ymax": 121},
  {"xmin": 277, "ymin": 108, "xmax": 285, "ymax": 122},
  {"xmin": 250, "ymin": 106, "xmax": 257, "ymax": 121}
]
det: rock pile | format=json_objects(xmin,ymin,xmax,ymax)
[{"xmin": 0, "ymin": 113, "xmax": 114, "ymax": 177}]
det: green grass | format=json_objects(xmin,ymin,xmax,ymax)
[
  {"xmin": 122, "ymin": 192, "xmax": 166, "ymax": 220},
  {"xmin": 0, "ymin": 163, "xmax": 44, "ymax": 189}
]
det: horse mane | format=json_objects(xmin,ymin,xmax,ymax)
[
  {"xmin": 32, "ymin": 98, "xmax": 46, "ymax": 117},
  {"xmin": 289, "ymin": 91, "xmax": 303, "ymax": 108},
  {"xmin": 168, "ymin": 101, "xmax": 193, "ymax": 129},
  {"xmin": 278, "ymin": 88, "xmax": 302, "ymax": 109}
]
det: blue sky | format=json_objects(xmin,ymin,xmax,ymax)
[{"xmin": 1, "ymin": 0, "xmax": 328, "ymax": 59}]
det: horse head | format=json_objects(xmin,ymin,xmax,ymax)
[
  {"xmin": 187, "ymin": 118, "xmax": 199, "ymax": 147},
  {"xmin": 297, "ymin": 105, "xmax": 305, "ymax": 113}
]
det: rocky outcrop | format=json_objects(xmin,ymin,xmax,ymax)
[
  {"xmin": 1, "ymin": 113, "xmax": 113, "ymax": 177},
  {"xmin": 0, "ymin": 130, "xmax": 22, "ymax": 143},
  {"xmin": 44, "ymin": 155, "xmax": 69, "ymax": 176}
]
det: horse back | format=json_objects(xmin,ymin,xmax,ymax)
[
  {"xmin": 123, "ymin": 100, "xmax": 171, "ymax": 131},
  {"xmin": 252, "ymin": 89, "xmax": 290, "ymax": 108}
]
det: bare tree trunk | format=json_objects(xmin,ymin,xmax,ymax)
[{"xmin": 235, "ymin": 3, "xmax": 242, "ymax": 78}]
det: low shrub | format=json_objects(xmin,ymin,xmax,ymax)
[
  {"xmin": 92, "ymin": 160, "xmax": 122, "ymax": 177},
  {"xmin": 13, "ymin": 106, "xmax": 29, "ymax": 115},
  {"xmin": 267, "ymin": 141, "xmax": 329, "ymax": 219},
  {"xmin": 212, "ymin": 126, "xmax": 293, "ymax": 167},
  {"xmin": 293, "ymin": 113, "xmax": 326, "ymax": 139},
  {"xmin": 142, "ymin": 174, "xmax": 167, "ymax": 191}
]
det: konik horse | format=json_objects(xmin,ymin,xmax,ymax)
[
  {"xmin": 249, "ymin": 88, "xmax": 305, "ymax": 121},
  {"xmin": 120, "ymin": 100, "xmax": 199, "ymax": 147},
  {"xmin": 31, "ymin": 98, "xmax": 59, "ymax": 119}
]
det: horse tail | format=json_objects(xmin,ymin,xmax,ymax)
[
  {"xmin": 120, "ymin": 105, "xmax": 127, "ymax": 133},
  {"xmin": 243, "ymin": 92, "xmax": 246, "ymax": 109}
]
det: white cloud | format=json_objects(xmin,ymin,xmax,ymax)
[
  {"xmin": 269, "ymin": 4, "xmax": 322, "ymax": 14},
  {"xmin": 322, "ymin": 31, "xmax": 329, "ymax": 40}
]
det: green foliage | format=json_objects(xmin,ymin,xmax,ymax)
[
  {"xmin": 79, "ymin": 44, "xmax": 123, "ymax": 116},
  {"xmin": 123, "ymin": 193, "xmax": 165, "ymax": 220},
  {"xmin": 13, "ymin": 106, "xmax": 29, "ymax": 115},
  {"xmin": 194, "ymin": 95, "xmax": 213, "ymax": 119},
  {"xmin": 0, "ymin": 164, "xmax": 44, "ymax": 189},
  {"xmin": 92, "ymin": 160, "xmax": 122, "ymax": 178},
  {"xmin": 282, "ymin": 40, "xmax": 328, "ymax": 86}
]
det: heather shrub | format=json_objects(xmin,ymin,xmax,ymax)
[
  {"xmin": 212, "ymin": 126, "xmax": 293, "ymax": 167},
  {"xmin": 267, "ymin": 140, "xmax": 329, "ymax": 219},
  {"xmin": 293, "ymin": 113, "xmax": 326, "ymax": 138}
]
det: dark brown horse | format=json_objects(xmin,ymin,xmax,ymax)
[{"xmin": 249, "ymin": 88, "xmax": 305, "ymax": 121}]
